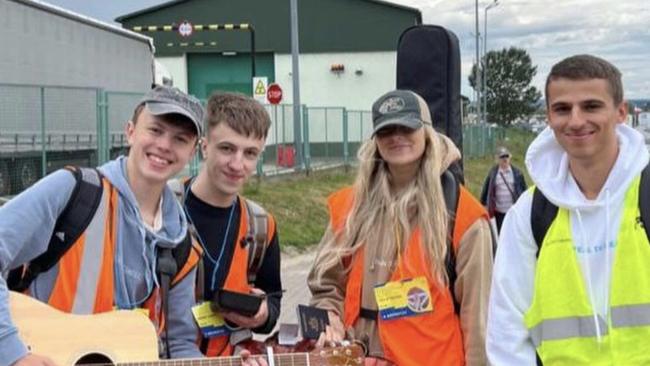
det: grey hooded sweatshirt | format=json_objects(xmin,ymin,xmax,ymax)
[{"xmin": 0, "ymin": 156, "xmax": 202, "ymax": 365}]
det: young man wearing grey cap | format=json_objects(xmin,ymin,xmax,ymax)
[
  {"xmin": 479, "ymin": 146, "xmax": 528, "ymax": 232},
  {"xmin": 309, "ymin": 90, "xmax": 493, "ymax": 365},
  {"xmin": 0, "ymin": 85, "xmax": 205, "ymax": 365}
]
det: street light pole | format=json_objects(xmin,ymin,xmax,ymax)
[
  {"xmin": 483, "ymin": 0, "xmax": 499, "ymax": 124},
  {"xmin": 475, "ymin": 0, "xmax": 481, "ymax": 123}
]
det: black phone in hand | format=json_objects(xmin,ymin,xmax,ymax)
[{"xmin": 211, "ymin": 289, "xmax": 263, "ymax": 317}]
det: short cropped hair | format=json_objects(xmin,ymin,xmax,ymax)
[
  {"xmin": 204, "ymin": 92, "xmax": 271, "ymax": 139},
  {"xmin": 545, "ymin": 54, "xmax": 623, "ymax": 105}
]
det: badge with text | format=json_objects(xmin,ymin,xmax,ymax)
[
  {"xmin": 191, "ymin": 301, "xmax": 230, "ymax": 338},
  {"xmin": 373, "ymin": 276, "xmax": 433, "ymax": 321}
]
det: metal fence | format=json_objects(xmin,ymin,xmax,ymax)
[{"xmin": 0, "ymin": 83, "xmax": 500, "ymax": 196}]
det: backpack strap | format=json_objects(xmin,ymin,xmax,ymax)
[
  {"xmin": 441, "ymin": 169, "xmax": 461, "ymax": 315},
  {"xmin": 7, "ymin": 166, "xmax": 104, "ymax": 292},
  {"xmin": 532, "ymin": 161, "xmax": 650, "ymax": 257},
  {"xmin": 243, "ymin": 198, "xmax": 270, "ymax": 285},
  {"xmin": 156, "ymin": 246, "xmax": 177, "ymax": 359},
  {"xmin": 530, "ymin": 187, "xmax": 559, "ymax": 258},
  {"xmin": 639, "ymin": 162, "xmax": 650, "ymax": 241}
]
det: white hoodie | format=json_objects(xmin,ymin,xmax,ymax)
[{"xmin": 486, "ymin": 124, "xmax": 649, "ymax": 365}]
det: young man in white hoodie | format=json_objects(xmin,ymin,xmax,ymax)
[{"xmin": 487, "ymin": 54, "xmax": 650, "ymax": 365}]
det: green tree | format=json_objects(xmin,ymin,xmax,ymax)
[{"xmin": 469, "ymin": 47, "xmax": 541, "ymax": 125}]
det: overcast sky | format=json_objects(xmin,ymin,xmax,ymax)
[{"xmin": 42, "ymin": 0, "xmax": 650, "ymax": 100}]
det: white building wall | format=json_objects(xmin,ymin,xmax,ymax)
[
  {"xmin": 272, "ymin": 51, "xmax": 393, "ymax": 144},
  {"xmin": 274, "ymin": 51, "xmax": 396, "ymax": 111},
  {"xmin": 157, "ymin": 55, "xmax": 188, "ymax": 93}
]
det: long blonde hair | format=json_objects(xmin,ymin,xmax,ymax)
[{"xmin": 315, "ymin": 125, "xmax": 450, "ymax": 285}]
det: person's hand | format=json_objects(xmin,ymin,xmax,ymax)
[
  {"xmin": 239, "ymin": 349, "xmax": 268, "ymax": 366},
  {"xmin": 12, "ymin": 354, "xmax": 57, "ymax": 366},
  {"xmin": 316, "ymin": 311, "xmax": 346, "ymax": 347},
  {"xmin": 222, "ymin": 288, "xmax": 269, "ymax": 329}
]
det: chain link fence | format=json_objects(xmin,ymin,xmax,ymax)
[{"xmin": 0, "ymin": 83, "xmax": 500, "ymax": 196}]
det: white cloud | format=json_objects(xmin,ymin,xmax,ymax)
[{"xmin": 392, "ymin": 0, "xmax": 649, "ymax": 99}]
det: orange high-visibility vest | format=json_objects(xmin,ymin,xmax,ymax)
[
  {"xmin": 43, "ymin": 179, "xmax": 201, "ymax": 334},
  {"xmin": 202, "ymin": 197, "xmax": 276, "ymax": 357},
  {"xmin": 329, "ymin": 186, "xmax": 487, "ymax": 366}
]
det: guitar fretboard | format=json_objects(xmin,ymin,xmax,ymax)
[{"xmin": 109, "ymin": 353, "xmax": 312, "ymax": 366}]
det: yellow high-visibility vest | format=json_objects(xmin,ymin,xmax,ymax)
[{"xmin": 524, "ymin": 176, "xmax": 650, "ymax": 365}]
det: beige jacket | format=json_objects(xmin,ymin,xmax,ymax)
[{"xmin": 308, "ymin": 134, "xmax": 493, "ymax": 365}]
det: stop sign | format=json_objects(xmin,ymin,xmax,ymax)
[{"xmin": 267, "ymin": 83, "xmax": 283, "ymax": 105}]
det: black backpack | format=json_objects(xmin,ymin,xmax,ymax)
[
  {"xmin": 397, "ymin": 24, "xmax": 464, "ymax": 183},
  {"xmin": 7, "ymin": 166, "xmax": 193, "ymax": 295},
  {"xmin": 531, "ymin": 162, "xmax": 650, "ymax": 256}
]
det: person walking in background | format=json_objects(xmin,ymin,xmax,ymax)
[
  {"xmin": 480, "ymin": 146, "xmax": 527, "ymax": 232},
  {"xmin": 308, "ymin": 90, "xmax": 493, "ymax": 365},
  {"xmin": 487, "ymin": 54, "xmax": 650, "ymax": 365}
]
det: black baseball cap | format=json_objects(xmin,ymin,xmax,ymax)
[
  {"xmin": 371, "ymin": 90, "xmax": 432, "ymax": 135},
  {"xmin": 139, "ymin": 85, "xmax": 204, "ymax": 136}
]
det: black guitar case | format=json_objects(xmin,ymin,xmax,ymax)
[{"xmin": 396, "ymin": 24, "xmax": 464, "ymax": 182}]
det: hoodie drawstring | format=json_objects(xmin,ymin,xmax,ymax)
[
  {"xmin": 604, "ymin": 189, "xmax": 612, "ymax": 324},
  {"xmin": 575, "ymin": 209, "xmax": 603, "ymax": 344}
]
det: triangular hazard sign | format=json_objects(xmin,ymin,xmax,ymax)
[{"xmin": 255, "ymin": 80, "xmax": 266, "ymax": 95}]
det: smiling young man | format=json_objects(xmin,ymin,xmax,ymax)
[
  {"xmin": 180, "ymin": 92, "xmax": 282, "ymax": 358},
  {"xmin": 0, "ymin": 86, "xmax": 205, "ymax": 365},
  {"xmin": 487, "ymin": 55, "xmax": 650, "ymax": 365}
]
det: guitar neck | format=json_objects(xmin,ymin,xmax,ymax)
[{"xmin": 116, "ymin": 353, "xmax": 311, "ymax": 366}]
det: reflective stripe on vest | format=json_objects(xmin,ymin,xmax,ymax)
[
  {"xmin": 524, "ymin": 176, "xmax": 650, "ymax": 365},
  {"xmin": 529, "ymin": 315, "xmax": 609, "ymax": 347},
  {"xmin": 49, "ymin": 178, "xmax": 116, "ymax": 314},
  {"xmin": 611, "ymin": 303, "xmax": 650, "ymax": 328},
  {"xmin": 529, "ymin": 304, "xmax": 650, "ymax": 346},
  {"xmin": 329, "ymin": 185, "xmax": 487, "ymax": 365},
  {"xmin": 201, "ymin": 195, "xmax": 275, "ymax": 357},
  {"xmin": 43, "ymin": 180, "xmax": 201, "ymax": 335}
]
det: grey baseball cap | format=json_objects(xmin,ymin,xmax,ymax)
[
  {"xmin": 139, "ymin": 85, "xmax": 204, "ymax": 136},
  {"xmin": 371, "ymin": 90, "xmax": 432, "ymax": 135}
]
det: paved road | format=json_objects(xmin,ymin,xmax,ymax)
[
  {"xmin": 277, "ymin": 250, "xmax": 317, "ymax": 326},
  {"xmin": 253, "ymin": 249, "xmax": 316, "ymax": 340}
]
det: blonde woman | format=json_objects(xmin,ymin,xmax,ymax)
[{"xmin": 308, "ymin": 90, "xmax": 494, "ymax": 366}]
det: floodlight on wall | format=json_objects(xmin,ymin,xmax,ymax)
[
  {"xmin": 330, "ymin": 64, "xmax": 345, "ymax": 73},
  {"xmin": 222, "ymin": 51, "xmax": 237, "ymax": 56}
]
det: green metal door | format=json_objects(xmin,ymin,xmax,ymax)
[{"xmin": 187, "ymin": 53, "xmax": 275, "ymax": 100}]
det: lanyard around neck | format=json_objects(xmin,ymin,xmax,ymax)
[{"xmin": 183, "ymin": 179, "xmax": 237, "ymax": 291}]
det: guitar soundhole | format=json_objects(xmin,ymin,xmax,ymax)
[{"xmin": 75, "ymin": 353, "xmax": 114, "ymax": 365}]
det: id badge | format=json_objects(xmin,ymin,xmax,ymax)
[
  {"xmin": 373, "ymin": 276, "xmax": 433, "ymax": 321},
  {"xmin": 191, "ymin": 301, "xmax": 230, "ymax": 338}
]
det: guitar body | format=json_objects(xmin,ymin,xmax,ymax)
[
  {"xmin": 9, "ymin": 292, "xmax": 159, "ymax": 365},
  {"xmin": 10, "ymin": 292, "xmax": 364, "ymax": 366}
]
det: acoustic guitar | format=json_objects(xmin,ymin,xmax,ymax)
[{"xmin": 9, "ymin": 292, "xmax": 363, "ymax": 366}]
